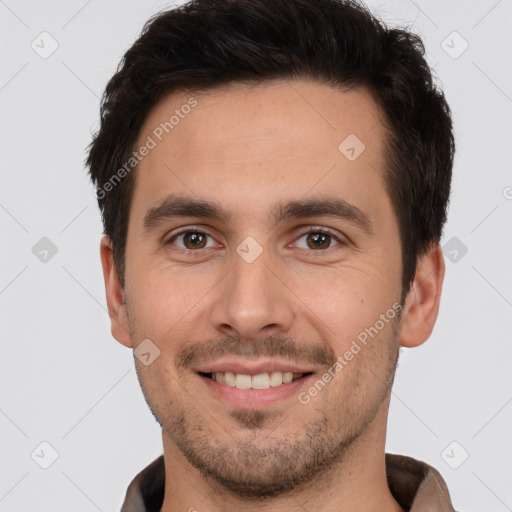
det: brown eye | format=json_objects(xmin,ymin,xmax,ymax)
[
  {"xmin": 169, "ymin": 231, "xmax": 215, "ymax": 250},
  {"xmin": 306, "ymin": 232, "xmax": 331, "ymax": 249},
  {"xmin": 183, "ymin": 232, "xmax": 207, "ymax": 249},
  {"xmin": 294, "ymin": 230, "xmax": 341, "ymax": 251}
]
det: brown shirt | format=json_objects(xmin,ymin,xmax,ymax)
[{"xmin": 120, "ymin": 453, "xmax": 457, "ymax": 511}]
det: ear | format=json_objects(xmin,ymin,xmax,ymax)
[
  {"xmin": 398, "ymin": 243, "xmax": 445, "ymax": 348},
  {"xmin": 100, "ymin": 235, "xmax": 133, "ymax": 348}
]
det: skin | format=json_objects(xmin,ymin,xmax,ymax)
[{"xmin": 100, "ymin": 79, "xmax": 445, "ymax": 512}]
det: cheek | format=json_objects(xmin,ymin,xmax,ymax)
[
  {"xmin": 298, "ymin": 319, "xmax": 398, "ymax": 429},
  {"xmin": 290, "ymin": 269, "xmax": 398, "ymax": 351},
  {"xmin": 126, "ymin": 259, "xmax": 215, "ymax": 339}
]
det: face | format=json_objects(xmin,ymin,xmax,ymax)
[{"xmin": 115, "ymin": 80, "xmax": 406, "ymax": 496}]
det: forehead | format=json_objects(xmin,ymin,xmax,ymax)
[{"xmin": 131, "ymin": 79, "xmax": 389, "ymax": 225}]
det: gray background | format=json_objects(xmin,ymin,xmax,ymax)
[{"xmin": 1, "ymin": 0, "xmax": 511, "ymax": 510}]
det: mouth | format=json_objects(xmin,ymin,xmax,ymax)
[
  {"xmin": 198, "ymin": 371, "xmax": 313, "ymax": 390},
  {"xmin": 195, "ymin": 362, "xmax": 316, "ymax": 409}
]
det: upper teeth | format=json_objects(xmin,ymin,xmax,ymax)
[{"xmin": 212, "ymin": 371, "xmax": 303, "ymax": 389}]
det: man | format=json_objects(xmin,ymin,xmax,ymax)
[{"xmin": 87, "ymin": 0, "xmax": 457, "ymax": 510}]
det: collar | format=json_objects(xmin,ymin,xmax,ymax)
[{"xmin": 120, "ymin": 453, "xmax": 456, "ymax": 511}]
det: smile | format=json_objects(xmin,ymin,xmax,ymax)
[{"xmin": 199, "ymin": 371, "xmax": 312, "ymax": 389}]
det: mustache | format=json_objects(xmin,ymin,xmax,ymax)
[{"xmin": 175, "ymin": 335, "xmax": 337, "ymax": 370}]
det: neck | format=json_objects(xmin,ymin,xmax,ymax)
[{"xmin": 159, "ymin": 399, "xmax": 404, "ymax": 512}]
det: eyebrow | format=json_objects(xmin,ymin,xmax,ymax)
[{"xmin": 143, "ymin": 194, "xmax": 373, "ymax": 235}]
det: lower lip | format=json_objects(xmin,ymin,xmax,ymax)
[{"xmin": 199, "ymin": 374, "xmax": 313, "ymax": 409}]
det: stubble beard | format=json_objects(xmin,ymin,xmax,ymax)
[{"xmin": 131, "ymin": 315, "xmax": 401, "ymax": 499}]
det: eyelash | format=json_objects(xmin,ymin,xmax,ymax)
[{"xmin": 165, "ymin": 227, "xmax": 344, "ymax": 255}]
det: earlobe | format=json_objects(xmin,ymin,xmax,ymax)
[
  {"xmin": 99, "ymin": 236, "xmax": 133, "ymax": 348},
  {"xmin": 398, "ymin": 243, "xmax": 445, "ymax": 348}
]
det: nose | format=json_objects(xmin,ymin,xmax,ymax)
[{"xmin": 209, "ymin": 248, "xmax": 295, "ymax": 340}]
